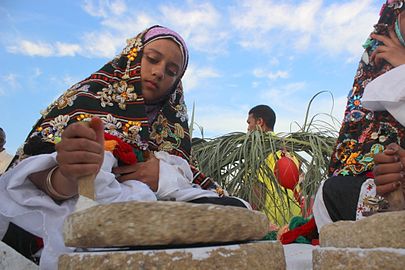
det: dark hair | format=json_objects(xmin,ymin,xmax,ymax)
[
  {"xmin": 0, "ymin": 127, "xmax": 5, "ymax": 148},
  {"xmin": 248, "ymin": 105, "xmax": 276, "ymax": 130}
]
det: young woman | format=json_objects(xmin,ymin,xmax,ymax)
[
  {"xmin": 313, "ymin": 0, "xmax": 405, "ymax": 230},
  {"xmin": 0, "ymin": 25, "xmax": 249, "ymax": 269}
]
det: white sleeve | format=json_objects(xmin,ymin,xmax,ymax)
[
  {"xmin": 0, "ymin": 151, "xmax": 157, "ymax": 270},
  {"xmin": 155, "ymin": 151, "xmax": 219, "ymax": 201},
  {"xmin": 362, "ymin": 64, "xmax": 405, "ymax": 126}
]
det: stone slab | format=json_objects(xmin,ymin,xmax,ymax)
[
  {"xmin": 320, "ymin": 211, "xmax": 405, "ymax": 248},
  {"xmin": 64, "ymin": 201, "xmax": 269, "ymax": 248},
  {"xmin": 59, "ymin": 240, "xmax": 285, "ymax": 270},
  {"xmin": 313, "ymin": 247, "xmax": 405, "ymax": 270},
  {"xmin": 0, "ymin": 241, "xmax": 39, "ymax": 270}
]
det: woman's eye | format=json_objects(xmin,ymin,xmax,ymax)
[
  {"xmin": 147, "ymin": 56, "xmax": 158, "ymax": 64},
  {"xmin": 166, "ymin": 68, "xmax": 178, "ymax": 77}
]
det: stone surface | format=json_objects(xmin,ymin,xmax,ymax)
[
  {"xmin": 59, "ymin": 240, "xmax": 285, "ymax": 270},
  {"xmin": 313, "ymin": 247, "xmax": 405, "ymax": 270},
  {"xmin": 64, "ymin": 201, "xmax": 269, "ymax": 248},
  {"xmin": 320, "ymin": 211, "xmax": 405, "ymax": 248},
  {"xmin": 0, "ymin": 241, "xmax": 39, "ymax": 270}
]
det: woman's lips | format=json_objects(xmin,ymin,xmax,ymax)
[{"xmin": 144, "ymin": 80, "xmax": 158, "ymax": 90}]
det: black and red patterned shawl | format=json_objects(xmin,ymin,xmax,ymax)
[{"xmin": 14, "ymin": 25, "xmax": 218, "ymax": 190}]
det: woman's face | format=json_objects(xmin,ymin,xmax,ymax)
[{"xmin": 141, "ymin": 38, "xmax": 183, "ymax": 103}]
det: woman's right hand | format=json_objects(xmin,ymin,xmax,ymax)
[
  {"xmin": 373, "ymin": 143, "xmax": 405, "ymax": 195},
  {"xmin": 54, "ymin": 117, "xmax": 105, "ymax": 195},
  {"xmin": 370, "ymin": 26, "xmax": 405, "ymax": 68}
]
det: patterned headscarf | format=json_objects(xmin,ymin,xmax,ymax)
[
  {"xmin": 17, "ymin": 25, "xmax": 193, "ymax": 166},
  {"xmin": 329, "ymin": 1, "xmax": 405, "ymax": 176}
]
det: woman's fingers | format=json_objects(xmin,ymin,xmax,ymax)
[
  {"xmin": 374, "ymin": 172, "xmax": 405, "ymax": 185},
  {"xmin": 374, "ymin": 152, "xmax": 399, "ymax": 165},
  {"xmin": 373, "ymin": 161, "xmax": 403, "ymax": 176},
  {"xmin": 376, "ymin": 181, "xmax": 401, "ymax": 195}
]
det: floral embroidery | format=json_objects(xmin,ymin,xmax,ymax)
[
  {"xmin": 103, "ymin": 114, "xmax": 122, "ymax": 137},
  {"xmin": 150, "ymin": 115, "xmax": 170, "ymax": 144},
  {"xmin": 122, "ymin": 36, "xmax": 142, "ymax": 56},
  {"xmin": 175, "ymin": 104, "xmax": 188, "ymax": 122},
  {"xmin": 97, "ymin": 81, "xmax": 137, "ymax": 110},
  {"xmin": 159, "ymin": 141, "xmax": 174, "ymax": 151},
  {"xmin": 174, "ymin": 123, "xmax": 185, "ymax": 139},
  {"xmin": 348, "ymin": 95, "xmax": 362, "ymax": 111},
  {"xmin": 122, "ymin": 120, "xmax": 142, "ymax": 143}
]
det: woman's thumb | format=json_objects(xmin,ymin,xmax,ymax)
[{"xmin": 89, "ymin": 117, "xmax": 105, "ymax": 145}]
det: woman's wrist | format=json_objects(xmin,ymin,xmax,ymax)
[
  {"xmin": 44, "ymin": 166, "xmax": 76, "ymax": 200},
  {"xmin": 50, "ymin": 167, "xmax": 78, "ymax": 199}
]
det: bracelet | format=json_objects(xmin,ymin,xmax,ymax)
[{"xmin": 45, "ymin": 166, "xmax": 74, "ymax": 200}]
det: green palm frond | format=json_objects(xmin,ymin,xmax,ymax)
[{"xmin": 191, "ymin": 92, "xmax": 339, "ymax": 225}]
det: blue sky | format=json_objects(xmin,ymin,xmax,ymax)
[{"xmin": 0, "ymin": 0, "xmax": 382, "ymax": 154}]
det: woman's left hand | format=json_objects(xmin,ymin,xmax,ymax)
[
  {"xmin": 370, "ymin": 27, "xmax": 405, "ymax": 68},
  {"xmin": 113, "ymin": 155, "xmax": 160, "ymax": 191}
]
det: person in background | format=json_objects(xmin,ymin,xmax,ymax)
[
  {"xmin": 0, "ymin": 127, "xmax": 13, "ymax": 175},
  {"xmin": 247, "ymin": 105, "xmax": 301, "ymax": 226}
]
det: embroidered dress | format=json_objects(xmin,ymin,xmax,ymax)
[
  {"xmin": 314, "ymin": 1, "xmax": 405, "ymax": 230},
  {"xmin": 329, "ymin": 1, "xmax": 405, "ymax": 177}
]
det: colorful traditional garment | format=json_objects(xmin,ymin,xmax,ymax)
[
  {"xmin": 328, "ymin": 1, "xmax": 405, "ymax": 177},
  {"xmin": 13, "ymin": 25, "xmax": 219, "ymax": 191},
  {"xmin": 314, "ymin": 1, "xmax": 405, "ymax": 230}
]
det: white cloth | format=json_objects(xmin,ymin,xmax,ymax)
[
  {"xmin": 0, "ymin": 150, "xmax": 13, "ymax": 174},
  {"xmin": 0, "ymin": 150, "xmax": 220, "ymax": 269},
  {"xmin": 355, "ymin": 178, "xmax": 377, "ymax": 220},
  {"xmin": 155, "ymin": 151, "xmax": 219, "ymax": 201},
  {"xmin": 362, "ymin": 64, "xmax": 405, "ymax": 126},
  {"xmin": 312, "ymin": 180, "xmax": 333, "ymax": 233}
]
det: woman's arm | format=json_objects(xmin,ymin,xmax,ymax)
[{"xmin": 28, "ymin": 118, "xmax": 105, "ymax": 201}]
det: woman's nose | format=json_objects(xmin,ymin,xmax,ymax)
[{"xmin": 152, "ymin": 65, "xmax": 164, "ymax": 80}]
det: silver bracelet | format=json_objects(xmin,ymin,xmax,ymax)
[{"xmin": 45, "ymin": 166, "xmax": 74, "ymax": 200}]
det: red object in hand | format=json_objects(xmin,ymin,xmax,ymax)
[{"xmin": 274, "ymin": 155, "xmax": 299, "ymax": 190}]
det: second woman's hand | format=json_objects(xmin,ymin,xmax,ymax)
[{"xmin": 113, "ymin": 155, "xmax": 160, "ymax": 191}]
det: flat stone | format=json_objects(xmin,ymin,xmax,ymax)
[
  {"xmin": 0, "ymin": 241, "xmax": 39, "ymax": 270},
  {"xmin": 313, "ymin": 247, "xmax": 405, "ymax": 270},
  {"xmin": 59, "ymin": 240, "xmax": 285, "ymax": 270},
  {"xmin": 64, "ymin": 201, "xmax": 269, "ymax": 248},
  {"xmin": 320, "ymin": 211, "xmax": 405, "ymax": 248}
]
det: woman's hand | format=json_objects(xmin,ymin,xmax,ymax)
[
  {"xmin": 373, "ymin": 143, "xmax": 405, "ymax": 195},
  {"xmin": 54, "ymin": 118, "xmax": 105, "ymax": 194},
  {"xmin": 113, "ymin": 155, "xmax": 160, "ymax": 191},
  {"xmin": 370, "ymin": 27, "xmax": 405, "ymax": 68}
]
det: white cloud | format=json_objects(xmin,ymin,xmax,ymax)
[
  {"xmin": 253, "ymin": 68, "xmax": 289, "ymax": 80},
  {"xmin": 230, "ymin": 0, "xmax": 379, "ymax": 58},
  {"xmin": 192, "ymin": 105, "xmax": 249, "ymax": 137},
  {"xmin": 7, "ymin": 40, "xmax": 82, "ymax": 57},
  {"xmin": 182, "ymin": 64, "xmax": 221, "ymax": 92},
  {"xmin": 8, "ymin": 40, "xmax": 54, "ymax": 56},
  {"xmin": 230, "ymin": 0, "xmax": 322, "ymax": 50},
  {"xmin": 2, "ymin": 73, "xmax": 19, "ymax": 89},
  {"xmin": 33, "ymin": 68, "xmax": 42, "ymax": 77},
  {"xmin": 82, "ymin": 0, "xmax": 126, "ymax": 18},
  {"xmin": 159, "ymin": 2, "xmax": 229, "ymax": 54},
  {"xmin": 81, "ymin": 31, "xmax": 123, "ymax": 58},
  {"xmin": 260, "ymin": 82, "xmax": 306, "ymax": 107},
  {"xmin": 55, "ymin": 42, "xmax": 82, "ymax": 56},
  {"xmin": 318, "ymin": 0, "xmax": 378, "ymax": 59}
]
